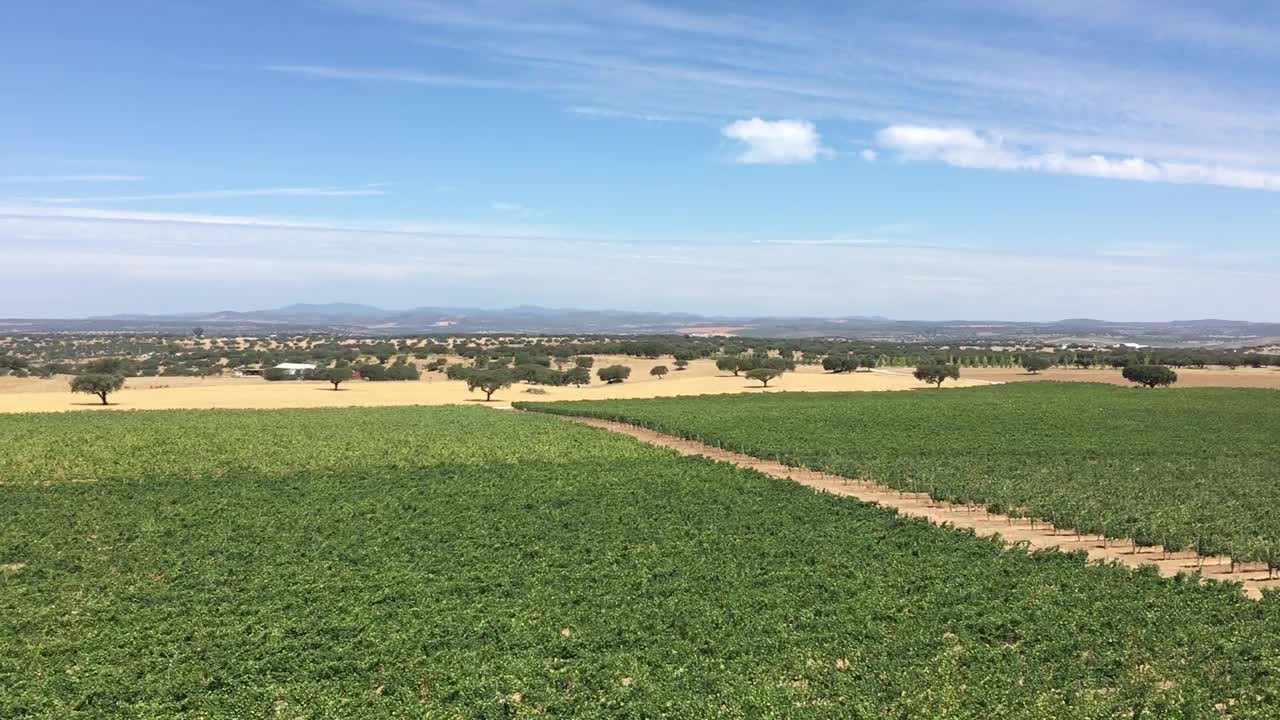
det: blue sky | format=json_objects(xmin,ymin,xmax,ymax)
[{"xmin": 2, "ymin": 0, "xmax": 1278, "ymax": 320}]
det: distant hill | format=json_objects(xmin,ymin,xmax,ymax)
[{"xmin": 0, "ymin": 303, "xmax": 1277, "ymax": 345}]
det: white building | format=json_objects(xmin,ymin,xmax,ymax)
[{"xmin": 272, "ymin": 362, "xmax": 317, "ymax": 376}]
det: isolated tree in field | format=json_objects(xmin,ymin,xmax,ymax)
[
  {"xmin": 1020, "ymin": 354, "xmax": 1052, "ymax": 374},
  {"xmin": 70, "ymin": 373, "xmax": 125, "ymax": 405},
  {"xmin": 1122, "ymin": 364, "xmax": 1178, "ymax": 388},
  {"xmin": 466, "ymin": 369, "xmax": 514, "ymax": 401},
  {"xmin": 564, "ymin": 367, "xmax": 591, "ymax": 386},
  {"xmin": 574, "ymin": 356, "xmax": 595, "ymax": 369},
  {"xmin": 674, "ymin": 358, "xmax": 689, "ymax": 371},
  {"xmin": 192, "ymin": 326, "xmax": 205, "ymax": 338},
  {"xmin": 746, "ymin": 367, "xmax": 783, "ymax": 387},
  {"xmin": 598, "ymin": 365, "xmax": 632, "ymax": 384},
  {"xmin": 913, "ymin": 363, "xmax": 960, "ymax": 388},
  {"xmin": 321, "ymin": 366, "xmax": 353, "ymax": 390},
  {"xmin": 650, "ymin": 365, "xmax": 669, "ymax": 380},
  {"xmin": 858, "ymin": 355, "xmax": 878, "ymax": 372}
]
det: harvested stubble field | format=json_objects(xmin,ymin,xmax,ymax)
[
  {"xmin": 520, "ymin": 383, "xmax": 1280, "ymax": 570},
  {"xmin": 2, "ymin": 406, "xmax": 1280, "ymax": 718},
  {"xmin": 0, "ymin": 358, "xmax": 978, "ymax": 414}
]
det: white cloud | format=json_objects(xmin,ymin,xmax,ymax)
[
  {"xmin": 877, "ymin": 124, "xmax": 1280, "ymax": 191},
  {"xmin": 0, "ymin": 174, "xmax": 143, "ymax": 183},
  {"xmin": 860, "ymin": 149, "xmax": 878, "ymax": 162},
  {"xmin": 721, "ymin": 118, "xmax": 828, "ymax": 164},
  {"xmin": 25, "ymin": 186, "xmax": 387, "ymax": 204}
]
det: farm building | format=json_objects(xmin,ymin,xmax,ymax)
[{"xmin": 271, "ymin": 362, "xmax": 317, "ymax": 376}]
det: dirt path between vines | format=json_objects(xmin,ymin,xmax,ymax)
[{"xmin": 544, "ymin": 413, "xmax": 1278, "ymax": 601}]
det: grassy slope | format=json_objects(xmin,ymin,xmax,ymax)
[
  {"xmin": 0, "ymin": 405, "xmax": 1277, "ymax": 718},
  {"xmin": 519, "ymin": 383, "xmax": 1280, "ymax": 561}
]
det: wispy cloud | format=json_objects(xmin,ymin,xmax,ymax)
[
  {"xmin": 262, "ymin": 64, "xmax": 535, "ymax": 91},
  {"xmin": 721, "ymin": 118, "xmax": 828, "ymax": 164},
  {"xmin": 876, "ymin": 124, "xmax": 1280, "ymax": 192},
  {"xmin": 0, "ymin": 174, "xmax": 144, "ymax": 183},
  {"xmin": 316, "ymin": 0, "xmax": 1280, "ymax": 187},
  {"xmin": 25, "ymin": 186, "xmax": 388, "ymax": 204}
]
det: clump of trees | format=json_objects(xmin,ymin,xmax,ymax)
[
  {"xmin": 70, "ymin": 373, "xmax": 125, "ymax": 405},
  {"xmin": 598, "ymin": 365, "xmax": 632, "ymax": 384},
  {"xmin": 354, "ymin": 360, "xmax": 421, "ymax": 381},
  {"xmin": 914, "ymin": 363, "xmax": 960, "ymax": 388},
  {"xmin": 1020, "ymin": 355, "xmax": 1052, "ymax": 374},
  {"xmin": 822, "ymin": 354, "xmax": 876, "ymax": 373},
  {"xmin": 1122, "ymin": 364, "xmax": 1178, "ymax": 388}
]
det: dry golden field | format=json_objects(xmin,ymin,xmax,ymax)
[
  {"xmin": 0, "ymin": 357, "xmax": 979, "ymax": 413},
  {"xmin": 5, "ymin": 358, "xmax": 1277, "ymax": 414}
]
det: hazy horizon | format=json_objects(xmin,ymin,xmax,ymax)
[{"xmin": 6, "ymin": 299, "xmax": 1277, "ymax": 327}]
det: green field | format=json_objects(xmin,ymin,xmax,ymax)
[
  {"xmin": 3, "ymin": 405, "xmax": 1280, "ymax": 718},
  {"xmin": 520, "ymin": 383, "xmax": 1280, "ymax": 565}
]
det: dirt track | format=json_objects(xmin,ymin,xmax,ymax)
[{"xmin": 547, "ymin": 413, "xmax": 1278, "ymax": 600}]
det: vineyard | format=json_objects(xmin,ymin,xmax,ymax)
[
  {"xmin": 519, "ymin": 383, "xmax": 1280, "ymax": 569},
  {"xmin": 3, "ymin": 405, "xmax": 1280, "ymax": 717}
]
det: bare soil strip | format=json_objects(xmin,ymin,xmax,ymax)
[{"xmin": 548, "ymin": 414, "xmax": 1278, "ymax": 600}]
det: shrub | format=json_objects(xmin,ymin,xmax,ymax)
[
  {"xmin": 1122, "ymin": 364, "xmax": 1178, "ymax": 388},
  {"xmin": 598, "ymin": 365, "xmax": 632, "ymax": 384}
]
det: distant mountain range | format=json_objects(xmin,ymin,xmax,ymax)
[{"xmin": 1, "ymin": 304, "xmax": 1278, "ymax": 346}]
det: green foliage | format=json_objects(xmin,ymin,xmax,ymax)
[
  {"xmin": 914, "ymin": 363, "xmax": 961, "ymax": 387},
  {"xmin": 823, "ymin": 353, "xmax": 859, "ymax": 373},
  {"xmin": 320, "ymin": 366, "xmax": 353, "ymax": 390},
  {"xmin": 68, "ymin": 373, "xmax": 125, "ymax": 405},
  {"xmin": 574, "ymin": 355, "xmax": 595, "ymax": 369},
  {"xmin": 563, "ymin": 367, "xmax": 591, "ymax": 386},
  {"xmin": 1122, "ymin": 364, "xmax": 1178, "ymax": 387},
  {"xmin": 83, "ymin": 357, "xmax": 133, "ymax": 376},
  {"xmin": 354, "ymin": 361, "xmax": 421, "ymax": 381},
  {"xmin": 745, "ymin": 367, "xmax": 784, "ymax": 387},
  {"xmin": 1020, "ymin": 354, "xmax": 1052, "ymax": 374},
  {"xmin": 597, "ymin": 365, "xmax": 632, "ymax": 384},
  {"xmin": 649, "ymin": 365, "xmax": 668, "ymax": 379},
  {"xmin": 520, "ymin": 383, "xmax": 1280, "ymax": 565},
  {"xmin": 2, "ymin": 405, "xmax": 1280, "ymax": 717},
  {"xmin": 715, "ymin": 356, "xmax": 742, "ymax": 375},
  {"xmin": 445, "ymin": 363, "xmax": 472, "ymax": 381},
  {"xmin": 465, "ymin": 368, "xmax": 513, "ymax": 400}
]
